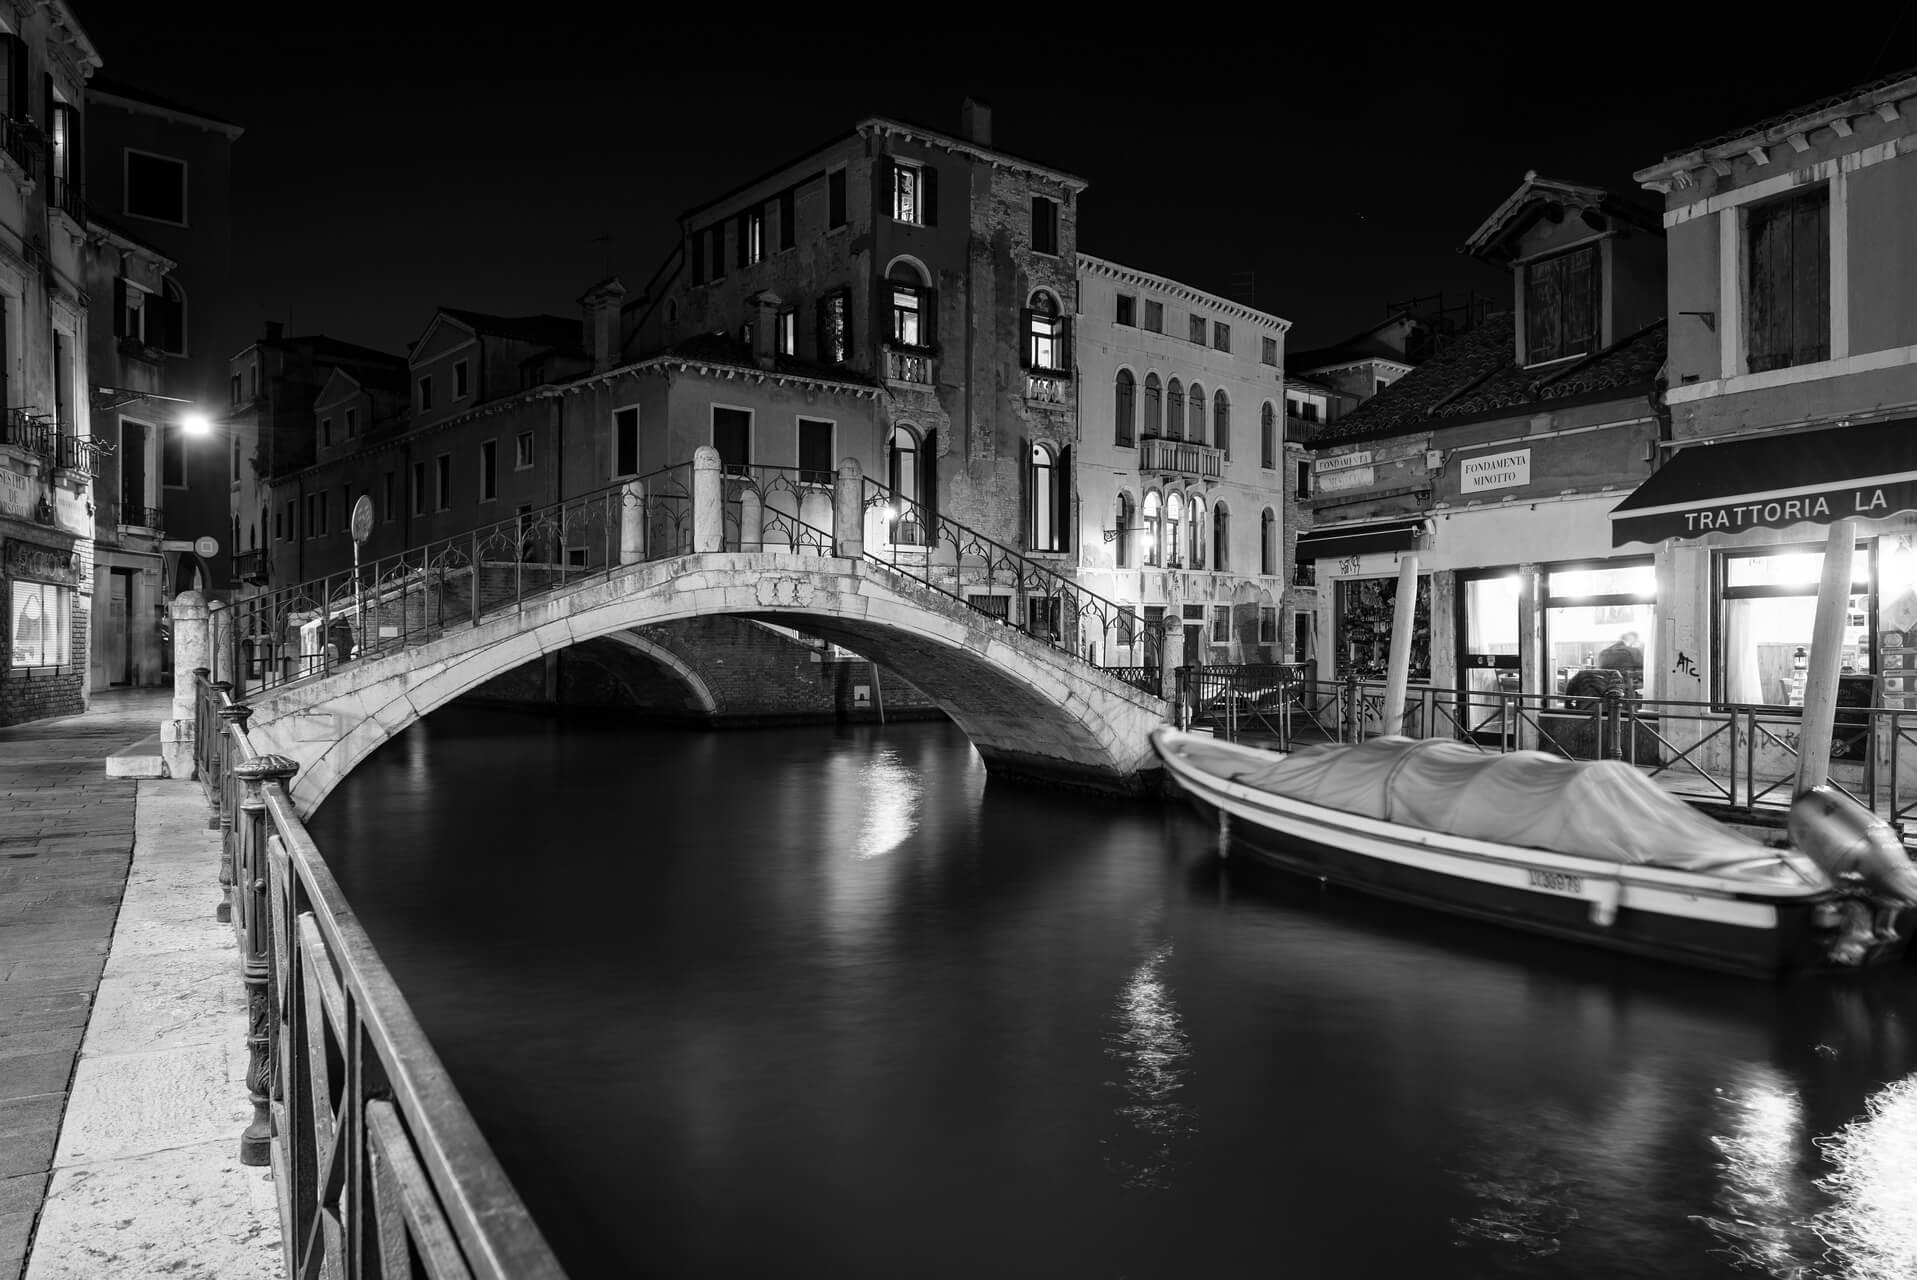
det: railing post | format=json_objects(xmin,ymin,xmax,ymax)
[
  {"xmin": 214, "ymin": 703, "xmax": 254, "ymax": 922},
  {"xmin": 619, "ymin": 480, "xmax": 647, "ymax": 565},
  {"xmin": 1344, "ymin": 672, "xmax": 1360, "ymax": 743},
  {"xmin": 163, "ymin": 592, "xmax": 209, "ymax": 780},
  {"xmin": 232, "ymin": 753, "xmax": 299, "ymax": 1168},
  {"xmin": 739, "ymin": 486, "xmax": 764, "ymax": 553},
  {"xmin": 470, "ymin": 534, "xmax": 481, "ymax": 625},
  {"xmin": 692, "ymin": 446, "xmax": 724, "ymax": 553},
  {"xmin": 835, "ymin": 459, "xmax": 864, "ymax": 560},
  {"xmin": 1600, "ymin": 689, "xmax": 1623, "ymax": 761}
]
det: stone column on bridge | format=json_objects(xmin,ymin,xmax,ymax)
[
  {"xmin": 619, "ymin": 480, "xmax": 647, "ymax": 566},
  {"xmin": 692, "ymin": 445, "xmax": 724, "ymax": 553},
  {"xmin": 739, "ymin": 487, "xmax": 764, "ymax": 553},
  {"xmin": 1159, "ymin": 623, "xmax": 1185, "ymax": 709},
  {"xmin": 162, "ymin": 590, "xmax": 209, "ymax": 778},
  {"xmin": 835, "ymin": 458, "xmax": 863, "ymax": 561}
]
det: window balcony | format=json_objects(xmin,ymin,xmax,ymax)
[
  {"xmin": 49, "ymin": 176, "xmax": 83, "ymax": 224},
  {"xmin": 118, "ymin": 504, "xmax": 164, "ymax": 533},
  {"xmin": 1138, "ymin": 434, "xmax": 1224, "ymax": 480},
  {"xmin": 884, "ymin": 346, "xmax": 935, "ymax": 386},
  {"xmin": 53, "ymin": 433, "xmax": 101, "ymax": 479},
  {"xmin": 0, "ymin": 408, "xmax": 52, "ymax": 459},
  {"xmin": 232, "ymin": 548, "xmax": 269, "ymax": 586},
  {"xmin": 1025, "ymin": 372, "xmax": 1069, "ymax": 407},
  {"xmin": 1285, "ymin": 413, "xmax": 1321, "ymax": 443}
]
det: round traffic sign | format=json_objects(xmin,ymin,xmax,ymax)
[
  {"xmin": 351, "ymin": 495, "xmax": 375, "ymax": 543},
  {"xmin": 193, "ymin": 536, "xmax": 218, "ymax": 558}
]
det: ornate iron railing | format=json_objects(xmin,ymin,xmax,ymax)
[
  {"xmin": 54, "ymin": 432, "xmax": 104, "ymax": 477},
  {"xmin": 118, "ymin": 503, "xmax": 165, "ymax": 532},
  {"xmin": 860, "ymin": 476, "xmax": 1167, "ymax": 662},
  {"xmin": 194, "ymin": 677, "xmax": 566, "ymax": 1279},
  {"xmin": 226, "ymin": 465, "xmax": 695, "ymax": 697},
  {"xmin": 0, "ymin": 407, "xmax": 51, "ymax": 457},
  {"xmin": 49, "ymin": 175, "xmax": 83, "ymax": 222},
  {"xmin": 719, "ymin": 464, "xmax": 836, "ymax": 554},
  {"xmin": 1101, "ymin": 664, "xmax": 1160, "ymax": 695}
]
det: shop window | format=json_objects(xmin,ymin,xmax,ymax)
[
  {"xmin": 10, "ymin": 581, "xmax": 70, "ymax": 666},
  {"xmin": 1336, "ymin": 574, "xmax": 1431, "ymax": 680},
  {"xmin": 1544, "ymin": 561, "xmax": 1657, "ymax": 701},
  {"xmin": 1459, "ymin": 571, "xmax": 1523, "ymax": 737},
  {"xmin": 1718, "ymin": 544, "xmax": 1871, "ymax": 709}
]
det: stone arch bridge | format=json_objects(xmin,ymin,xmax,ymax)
[{"xmin": 193, "ymin": 451, "xmax": 1171, "ymax": 817}]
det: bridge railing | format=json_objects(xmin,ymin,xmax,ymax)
[
  {"xmin": 194, "ymin": 679, "xmax": 567, "ymax": 1279},
  {"xmin": 226, "ymin": 465, "xmax": 696, "ymax": 697},
  {"xmin": 858, "ymin": 478, "xmax": 1168, "ymax": 668}
]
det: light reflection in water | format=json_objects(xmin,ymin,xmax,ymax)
[
  {"xmin": 852, "ymin": 749, "xmax": 919, "ymax": 859},
  {"xmin": 1102, "ymin": 940, "xmax": 1195, "ymax": 1191},
  {"xmin": 1693, "ymin": 1066, "xmax": 1822, "ymax": 1275},
  {"xmin": 1811, "ymin": 1072, "xmax": 1917, "ymax": 1280}
]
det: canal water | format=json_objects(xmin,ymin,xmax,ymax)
[{"xmin": 308, "ymin": 707, "xmax": 1917, "ymax": 1279}]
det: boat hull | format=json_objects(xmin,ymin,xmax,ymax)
[{"xmin": 1156, "ymin": 733, "xmax": 1912, "ymax": 980}]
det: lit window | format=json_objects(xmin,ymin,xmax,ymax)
[
  {"xmin": 775, "ymin": 308, "xmax": 796, "ymax": 356},
  {"xmin": 1143, "ymin": 492, "xmax": 1162, "ymax": 567},
  {"xmin": 1025, "ymin": 292, "xmax": 1064, "ymax": 372},
  {"xmin": 1717, "ymin": 548, "xmax": 1866, "ymax": 709},
  {"xmin": 891, "ymin": 161, "xmax": 924, "ymax": 224},
  {"xmin": 10, "ymin": 582, "xmax": 70, "ymax": 666},
  {"xmin": 744, "ymin": 209, "xmax": 764, "ymax": 265},
  {"xmin": 891, "ymin": 285, "xmax": 923, "ymax": 347},
  {"xmin": 819, "ymin": 290, "xmax": 850, "ymax": 364}
]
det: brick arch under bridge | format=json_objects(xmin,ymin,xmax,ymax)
[{"xmin": 241, "ymin": 552, "xmax": 1171, "ymax": 817}]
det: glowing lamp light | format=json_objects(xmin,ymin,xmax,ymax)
[
  {"xmin": 181, "ymin": 412, "xmax": 212, "ymax": 437},
  {"xmin": 1793, "ymin": 646, "xmax": 1809, "ymax": 673}
]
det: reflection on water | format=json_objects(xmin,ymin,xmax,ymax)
[
  {"xmin": 1813, "ymin": 1072, "xmax": 1917, "ymax": 1280},
  {"xmin": 309, "ymin": 709, "xmax": 1917, "ymax": 1279},
  {"xmin": 1102, "ymin": 940, "xmax": 1194, "ymax": 1191}
]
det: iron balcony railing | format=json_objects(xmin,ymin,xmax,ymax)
[
  {"xmin": 193, "ymin": 680, "xmax": 567, "ymax": 1279},
  {"xmin": 49, "ymin": 175, "xmax": 83, "ymax": 222},
  {"xmin": 0, "ymin": 408, "xmax": 51, "ymax": 457},
  {"xmin": 1138, "ymin": 435, "xmax": 1224, "ymax": 480},
  {"xmin": 54, "ymin": 432, "xmax": 102, "ymax": 478},
  {"xmin": 118, "ymin": 503, "xmax": 164, "ymax": 532}
]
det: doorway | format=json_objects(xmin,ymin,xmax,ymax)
[
  {"xmin": 107, "ymin": 569, "xmax": 133, "ymax": 685},
  {"xmin": 1457, "ymin": 570, "xmax": 1522, "ymax": 742}
]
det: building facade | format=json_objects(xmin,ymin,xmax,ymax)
[
  {"xmin": 0, "ymin": 2, "xmax": 100, "ymax": 726},
  {"xmin": 1299, "ymin": 174, "xmax": 1666, "ymax": 740},
  {"xmin": 1622, "ymin": 69, "xmax": 1917, "ymax": 778},
  {"xmin": 1073, "ymin": 254, "xmax": 1291, "ymax": 669},
  {"xmin": 83, "ymin": 77, "xmax": 241, "ymax": 601},
  {"xmin": 83, "ymin": 218, "xmax": 175, "ymax": 690}
]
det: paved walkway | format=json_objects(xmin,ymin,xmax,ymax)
[{"xmin": 0, "ymin": 690, "xmax": 279, "ymax": 1279}]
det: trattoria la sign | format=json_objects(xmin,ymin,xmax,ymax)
[{"xmin": 1613, "ymin": 478, "xmax": 1917, "ymax": 545}]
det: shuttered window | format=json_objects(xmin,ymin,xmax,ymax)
[
  {"xmin": 1524, "ymin": 244, "xmax": 1599, "ymax": 364},
  {"xmin": 1746, "ymin": 186, "xmax": 1830, "ymax": 374},
  {"xmin": 1032, "ymin": 197, "xmax": 1058, "ymax": 255},
  {"xmin": 1114, "ymin": 369, "xmax": 1135, "ymax": 447}
]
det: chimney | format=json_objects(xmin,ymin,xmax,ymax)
[
  {"xmin": 264, "ymin": 321, "xmax": 284, "ymax": 343},
  {"xmin": 749, "ymin": 291, "xmax": 782, "ymax": 369},
  {"xmin": 960, "ymin": 97, "xmax": 992, "ymax": 147},
  {"xmin": 578, "ymin": 276, "xmax": 627, "ymax": 373}
]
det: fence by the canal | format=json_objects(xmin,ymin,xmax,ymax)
[{"xmin": 1176, "ymin": 663, "xmax": 1917, "ymax": 829}]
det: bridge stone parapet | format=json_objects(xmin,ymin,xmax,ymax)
[{"xmin": 240, "ymin": 551, "xmax": 1169, "ymax": 816}]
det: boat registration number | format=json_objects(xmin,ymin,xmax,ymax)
[{"xmin": 1528, "ymin": 870, "xmax": 1584, "ymax": 894}]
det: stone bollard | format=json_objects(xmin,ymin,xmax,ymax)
[
  {"xmin": 1159, "ymin": 624, "xmax": 1184, "ymax": 706},
  {"xmin": 232, "ymin": 752, "xmax": 299, "ymax": 1167},
  {"xmin": 214, "ymin": 704, "xmax": 254, "ymax": 923},
  {"xmin": 692, "ymin": 445, "xmax": 723, "ymax": 553},
  {"xmin": 835, "ymin": 457, "xmax": 864, "ymax": 561},
  {"xmin": 619, "ymin": 479, "xmax": 647, "ymax": 566},
  {"xmin": 161, "ymin": 592, "xmax": 209, "ymax": 779}
]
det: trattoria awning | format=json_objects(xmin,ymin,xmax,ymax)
[
  {"xmin": 1609, "ymin": 417, "xmax": 1917, "ymax": 547},
  {"xmin": 1294, "ymin": 517, "xmax": 1423, "ymax": 562}
]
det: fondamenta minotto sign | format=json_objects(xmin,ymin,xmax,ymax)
[
  {"xmin": 4, "ymin": 539, "xmax": 79, "ymax": 586},
  {"xmin": 1610, "ymin": 418, "xmax": 1917, "ymax": 546}
]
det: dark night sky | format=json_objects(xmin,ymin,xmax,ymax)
[{"xmin": 65, "ymin": 7, "xmax": 1911, "ymax": 358}]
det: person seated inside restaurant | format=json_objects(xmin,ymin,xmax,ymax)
[{"xmin": 1595, "ymin": 630, "xmax": 1644, "ymax": 695}]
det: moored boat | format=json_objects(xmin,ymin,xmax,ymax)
[{"xmin": 1152, "ymin": 727, "xmax": 1917, "ymax": 979}]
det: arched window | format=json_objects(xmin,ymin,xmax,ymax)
[
  {"xmin": 888, "ymin": 260, "xmax": 931, "ymax": 348},
  {"xmin": 1260, "ymin": 402, "xmax": 1277, "ymax": 468},
  {"xmin": 1143, "ymin": 374, "xmax": 1162, "ymax": 439},
  {"xmin": 1027, "ymin": 441, "xmax": 1068, "ymax": 552},
  {"xmin": 1214, "ymin": 390, "xmax": 1230, "ymax": 458},
  {"xmin": 1114, "ymin": 369, "xmax": 1135, "ymax": 447},
  {"xmin": 1213, "ymin": 503, "xmax": 1229, "ymax": 572},
  {"xmin": 1115, "ymin": 492, "xmax": 1134, "ymax": 568},
  {"xmin": 888, "ymin": 425, "xmax": 923, "ymax": 544},
  {"xmin": 1188, "ymin": 494, "xmax": 1206, "ymax": 569},
  {"xmin": 1261, "ymin": 508, "xmax": 1277, "ymax": 575},
  {"xmin": 1143, "ymin": 491, "xmax": 1162, "ymax": 566},
  {"xmin": 157, "ymin": 278, "xmax": 188, "ymax": 356},
  {"xmin": 1025, "ymin": 290, "xmax": 1064, "ymax": 371},
  {"xmin": 1188, "ymin": 384, "xmax": 1207, "ymax": 445},
  {"xmin": 1166, "ymin": 379, "xmax": 1184, "ymax": 441},
  {"xmin": 1164, "ymin": 492, "xmax": 1184, "ymax": 566}
]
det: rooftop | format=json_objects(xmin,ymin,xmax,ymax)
[
  {"xmin": 1309, "ymin": 313, "xmax": 1666, "ymax": 445},
  {"xmin": 87, "ymin": 76, "xmax": 242, "ymax": 138},
  {"xmin": 657, "ymin": 333, "xmax": 880, "ymax": 390},
  {"xmin": 1637, "ymin": 67, "xmax": 1917, "ymax": 186},
  {"xmin": 440, "ymin": 309, "xmax": 583, "ymax": 354}
]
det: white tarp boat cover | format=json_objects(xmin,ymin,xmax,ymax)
[{"xmin": 1180, "ymin": 734, "xmax": 1813, "ymax": 876}]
